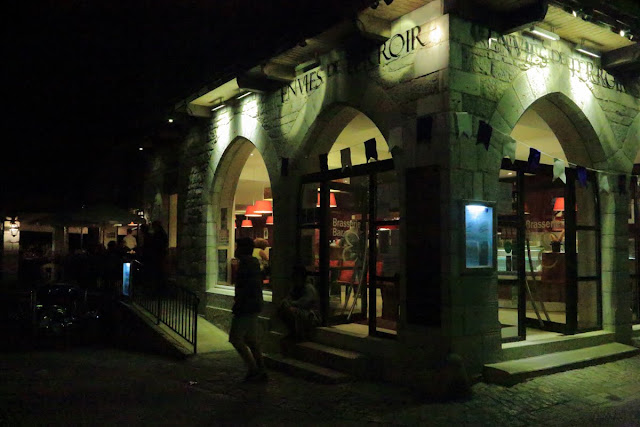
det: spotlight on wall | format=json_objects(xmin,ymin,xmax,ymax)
[
  {"xmin": 575, "ymin": 44, "xmax": 601, "ymax": 58},
  {"xmin": 527, "ymin": 26, "xmax": 560, "ymax": 41}
]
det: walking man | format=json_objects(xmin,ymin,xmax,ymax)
[{"xmin": 229, "ymin": 237, "xmax": 267, "ymax": 382}]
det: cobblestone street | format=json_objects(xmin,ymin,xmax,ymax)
[{"xmin": 2, "ymin": 347, "xmax": 639, "ymax": 426}]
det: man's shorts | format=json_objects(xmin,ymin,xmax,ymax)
[{"xmin": 229, "ymin": 313, "xmax": 259, "ymax": 344}]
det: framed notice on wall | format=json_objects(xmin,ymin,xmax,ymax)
[{"xmin": 463, "ymin": 200, "xmax": 495, "ymax": 273}]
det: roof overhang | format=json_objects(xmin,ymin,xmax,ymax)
[{"xmin": 176, "ymin": 0, "xmax": 638, "ymax": 118}]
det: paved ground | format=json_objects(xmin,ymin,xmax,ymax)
[{"xmin": 2, "ymin": 345, "xmax": 640, "ymax": 426}]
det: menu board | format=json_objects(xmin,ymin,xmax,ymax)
[{"xmin": 465, "ymin": 204, "xmax": 493, "ymax": 269}]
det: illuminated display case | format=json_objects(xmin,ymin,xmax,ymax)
[{"xmin": 463, "ymin": 201, "xmax": 495, "ymax": 273}]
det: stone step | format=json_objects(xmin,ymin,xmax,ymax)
[
  {"xmin": 264, "ymin": 353, "xmax": 353, "ymax": 384},
  {"xmin": 501, "ymin": 330, "xmax": 616, "ymax": 361},
  {"xmin": 484, "ymin": 342, "xmax": 639, "ymax": 386},
  {"xmin": 283, "ymin": 340, "xmax": 370, "ymax": 378}
]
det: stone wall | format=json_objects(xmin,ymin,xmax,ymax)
[{"xmin": 447, "ymin": 16, "xmax": 640, "ymax": 368}]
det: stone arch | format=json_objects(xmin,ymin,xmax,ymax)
[
  {"xmin": 623, "ymin": 112, "xmax": 640, "ymax": 165},
  {"xmin": 295, "ymin": 75, "xmax": 402, "ymax": 174},
  {"xmin": 206, "ymin": 111, "xmax": 280, "ymax": 291},
  {"xmin": 489, "ymin": 64, "xmax": 629, "ymax": 172}
]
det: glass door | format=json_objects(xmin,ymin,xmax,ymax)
[
  {"xmin": 497, "ymin": 169, "xmax": 524, "ymax": 341},
  {"xmin": 500, "ymin": 159, "xmax": 602, "ymax": 337},
  {"xmin": 298, "ymin": 160, "xmax": 397, "ymax": 336},
  {"xmin": 522, "ymin": 171, "xmax": 567, "ymax": 333},
  {"xmin": 327, "ymin": 177, "xmax": 368, "ymax": 325}
]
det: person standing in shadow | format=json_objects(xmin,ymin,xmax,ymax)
[{"xmin": 229, "ymin": 237, "xmax": 267, "ymax": 382}]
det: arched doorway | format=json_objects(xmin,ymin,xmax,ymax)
[
  {"xmin": 210, "ymin": 139, "xmax": 274, "ymax": 293},
  {"xmin": 497, "ymin": 97, "xmax": 601, "ymax": 342},
  {"xmin": 298, "ymin": 111, "xmax": 399, "ymax": 337}
]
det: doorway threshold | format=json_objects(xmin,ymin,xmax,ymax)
[{"xmin": 501, "ymin": 330, "xmax": 615, "ymax": 361}]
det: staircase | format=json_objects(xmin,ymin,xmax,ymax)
[
  {"xmin": 265, "ymin": 329, "xmax": 372, "ymax": 384},
  {"xmin": 484, "ymin": 331, "xmax": 639, "ymax": 386}
]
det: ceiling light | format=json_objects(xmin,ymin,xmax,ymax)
[
  {"xmin": 572, "ymin": 10, "xmax": 578, "ymax": 18},
  {"xmin": 619, "ymin": 29, "xmax": 626, "ymax": 37},
  {"xmin": 211, "ymin": 104, "xmax": 225, "ymax": 112},
  {"xmin": 236, "ymin": 92, "xmax": 252, "ymax": 100},
  {"xmin": 254, "ymin": 200, "xmax": 273, "ymax": 214},
  {"xmin": 575, "ymin": 44, "xmax": 600, "ymax": 58},
  {"xmin": 139, "ymin": 147, "xmax": 143, "ymax": 151},
  {"xmin": 527, "ymin": 26, "xmax": 559, "ymax": 41},
  {"xmin": 244, "ymin": 205, "xmax": 262, "ymax": 217},
  {"xmin": 168, "ymin": 118, "xmax": 174, "ymax": 123}
]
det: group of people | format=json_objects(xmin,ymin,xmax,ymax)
[
  {"xmin": 229, "ymin": 237, "xmax": 321, "ymax": 383},
  {"xmin": 30, "ymin": 221, "xmax": 168, "ymax": 295}
]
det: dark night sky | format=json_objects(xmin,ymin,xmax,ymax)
[{"xmin": 4, "ymin": 0, "xmax": 368, "ymax": 212}]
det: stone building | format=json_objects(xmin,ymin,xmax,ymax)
[{"xmin": 144, "ymin": 0, "xmax": 640, "ymax": 386}]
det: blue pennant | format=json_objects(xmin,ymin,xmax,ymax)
[
  {"xmin": 527, "ymin": 148, "xmax": 540, "ymax": 170},
  {"xmin": 577, "ymin": 166, "xmax": 588, "ymax": 188}
]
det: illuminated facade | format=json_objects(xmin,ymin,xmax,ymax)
[{"xmin": 144, "ymin": 0, "xmax": 640, "ymax": 386}]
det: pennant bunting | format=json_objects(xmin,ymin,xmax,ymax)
[
  {"xmin": 340, "ymin": 147, "xmax": 352, "ymax": 172},
  {"xmin": 477, "ymin": 120, "xmax": 492, "ymax": 150},
  {"xmin": 553, "ymin": 158, "xmax": 566, "ymax": 183},
  {"xmin": 456, "ymin": 112, "xmax": 472, "ymax": 138},
  {"xmin": 527, "ymin": 148, "xmax": 540, "ymax": 170},
  {"xmin": 319, "ymin": 153, "xmax": 328, "ymax": 172},
  {"xmin": 364, "ymin": 138, "xmax": 378, "ymax": 162},
  {"xmin": 597, "ymin": 172, "xmax": 610, "ymax": 193},
  {"xmin": 576, "ymin": 166, "xmax": 587, "ymax": 188},
  {"xmin": 281, "ymin": 157, "xmax": 289, "ymax": 177},
  {"xmin": 618, "ymin": 174, "xmax": 627, "ymax": 194}
]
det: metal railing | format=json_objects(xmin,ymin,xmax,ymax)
[{"xmin": 129, "ymin": 261, "xmax": 199, "ymax": 353}]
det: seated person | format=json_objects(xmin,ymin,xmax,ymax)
[
  {"xmin": 277, "ymin": 263, "xmax": 322, "ymax": 340},
  {"xmin": 253, "ymin": 238, "xmax": 270, "ymax": 277}
]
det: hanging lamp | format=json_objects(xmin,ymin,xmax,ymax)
[
  {"xmin": 244, "ymin": 205, "xmax": 261, "ymax": 217},
  {"xmin": 316, "ymin": 192, "xmax": 337, "ymax": 208},
  {"xmin": 241, "ymin": 219, "xmax": 253, "ymax": 228},
  {"xmin": 266, "ymin": 215, "xmax": 274, "ymax": 225},
  {"xmin": 254, "ymin": 200, "xmax": 273, "ymax": 214}
]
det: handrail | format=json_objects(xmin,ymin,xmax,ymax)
[{"xmin": 129, "ymin": 261, "xmax": 199, "ymax": 353}]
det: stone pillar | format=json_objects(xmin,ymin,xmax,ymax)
[
  {"xmin": 600, "ymin": 187, "xmax": 633, "ymax": 343},
  {"xmin": 269, "ymin": 175, "xmax": 301, "ymax": 306},
  {"xmin": 443, "ymin": 115, "xmax": 503, "ymax": 373},
  {"xmin": 2, "ymin": 220, "xmax": 20, "ymax": 284}
]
